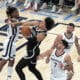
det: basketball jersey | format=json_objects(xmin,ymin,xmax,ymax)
[
  {"xmin": 7, "ymin": 24, "xmax": 20, "ymax": 42},
  {"xmin": 61, "ymin": 32, "xmax": 75, "ymax": 53},
  {"xmin": 27, "ymin": 26, "xmax": 47, "ymax": 50},
  {"xmin": 2, "ymin": 18, "xmax": 26, "ymax": 60},
  {"xmin": 6, "ymin": 17, "xmax": 24, "ymax": 42},
  {"xmin": 24, "ymin": 26, "xmax": 47, "ymax": 59},
  {"xmin": 50, "ymin": 49, "xmax": 67, "ymax": 80}
]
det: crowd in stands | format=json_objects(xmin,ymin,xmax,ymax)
[{"xmin": 0, "ymin": 0, "xmax": 80, "ymax": 14}]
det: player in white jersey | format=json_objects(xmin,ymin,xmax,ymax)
[
  {"xmin": 0, "ymin": 6, "xmax": 20, "ymax": 80},
  {"xmin": 50, "ymin": 39, "xmax": 73, "ymax": 80},
  {"xmin": 52, "ymin": 23, "xmax": 80, "ymax": 54},
  {"xmin": 38, "ymin": 39, "xmax": 73, "ymax": 80}
]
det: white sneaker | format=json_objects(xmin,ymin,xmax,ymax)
[
  {"xmin": 40, "ymin": 3, "xmax": 47, "ymax": 10},
  {"xmin": 24, "ymin": 0, "xmax": 28, "ymax": 6},
  {"xmin": 12, "ymin": 0, "xmax": 17, "ymax": 4},
  {"xmin": 51, "ymin": 5, "xmax": 56, "ymax": 12},
  {"xmin": 33, "ymin": 3, "xmax": 38, "ymax": 11},
  {"xmin": 25, "ymin": 2, "xmax": 31, "ymax": 9},
  {"xmin": 71, "ymin": 6, "xmax": 78, "ymax": 11},
  {"xmin": 56, "ymin": 8, "xmax": 63, "ymax": 14},
  {"xmin": 8, "ymin": 0, "xmax": 12, "ymax": 3},
  {"xmin": 77, "ymin": 14, "xmax": 80, "ymax": 17}
]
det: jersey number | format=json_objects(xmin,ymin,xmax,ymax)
[{"xmin": 54, "ymin": 62, "xmax": 57, "ymax": 67}]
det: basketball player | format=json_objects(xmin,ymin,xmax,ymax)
[
  {"xmin": 13, "ymin": 17, "xmax": 55, "ymax": 80},
  {"xmin": 0, "ymin": 6, "xmax": 20, "ymax": 80},
  {"xmin": 38, "ymin": 39, "xmax": 73, "ymax": 80},
  {"xmin": 39, "ymin": 23, "xmax": 80, "ymax": 80},
  {"xmin": 50, "ymin": 40, "xmax": 73, "ymax": 80}
]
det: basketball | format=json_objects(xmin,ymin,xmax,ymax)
[{"xmin": 21, "ymin": 26, "xmax": 31, "ymax": 37}]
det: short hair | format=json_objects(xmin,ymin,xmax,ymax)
[
  {"xmin": 6, "ymin": 6, "xmax": 17, "ymax": 17},
  {"xmin": 44, "ymin": 17, "xmax": 55, "ymax": 30},
  {"xmin": 68, "ymin": 23, "xmax": 75, "ymax": 28},
  {"xmin": 61, "ymin": 39, "xmax": 69, "ymax": 49}
]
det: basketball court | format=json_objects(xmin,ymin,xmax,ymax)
[{"xmin": 0, "ymin": 3, "xmax": 80, "ymax": 80}]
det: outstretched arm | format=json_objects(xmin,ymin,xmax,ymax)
[
  {"xmin": 75, "ymin": 36, "xmax": 80, "ymax": 55},
  {"xmin": 38, "ymin": 35, "xmax": 63, "ymax": 63},
  {"xmin": 10, "ymin": 20, "xmax": 40, "ymax": 27},
  {"xmin": 45, "ymin": 35, "xmax": 63, "ymax": 63}
]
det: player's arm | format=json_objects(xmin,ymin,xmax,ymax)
[
  {"xmin": 38, "ymin": 35, "xmax": 62, "ymax": 62},
  {"xmin": 75, "ymin": 36, "xmax": 80, "ymax": 55},
  {"xmin": 10, "ymin": 20, "xmax": 40, "ymax": 27},
  {"xmin": 6, "ymin": 18, "xmax": 20, "ymax": 27},
  {"xmin": 45, "ymin": 35, "xmax": 63, "ymax": 63},
  {"xmin": 37, "ymin": 33, "xmax": 54, "ymax": 60},
  {"xmin": 37, "ymin": 48, "xmax": 53, "ymax": 60},
  {"xmin": 64, "ymin": 54, "xmax": 74, "ymax": 72},
  {"xmin": 22, "ymin": 20, "xmax": 40, "ymax": 26},
  {"xmin": 74, "ymin": 36, "xmax": 80, "ymax": 62},
  {"xmin": 51, "ymin": 34, "xmax": 63, "ymax": 49}
]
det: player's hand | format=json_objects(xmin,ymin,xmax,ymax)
[
  {"xmin": 59, "ymin": 63, "xmax": 64, "ymax": 69},
  {"xmin": 77, "ymin": 56, "xmax": 80, "ymax": 62},
  {"xmin": 6, "ymin": 20, "xmax": 15, "ymax": 27},
  {"xmin": 7, "ymin": 18, "xmax": 18, "ymax": 27},
  {"xmin": 46, "ymin": 57, "xmax": 50, "ymax": 64},
  {"xmin": 37, "ymin": 55, "xmax": 44, "ymax": 60},
  {"xmin": 67, "ymin": 71, "xmax": 74, "ymax": 80}
]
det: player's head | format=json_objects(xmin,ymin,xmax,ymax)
[
  {"xmin": 6, "ymin": 6, "xmax": 19, "ymax": 18},
  {"xmin": 67, "ymin": 23, "xmax": 75, "ymax": 34},
  {"xmin": 39, "ymin": 17, "xmax": 55, "ymax": 30},
  {"xmin": 57, "ymin": 39, "xmax": 68, "ymax": 49}
]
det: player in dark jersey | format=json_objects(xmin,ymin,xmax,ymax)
[{"xmin": 14, "ymin": 17, "xmax": 55, "ymax": 80}]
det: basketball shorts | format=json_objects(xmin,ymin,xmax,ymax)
[{"xmin": 2, "ymin": 39, "xmax": 16, "ymax": 60}]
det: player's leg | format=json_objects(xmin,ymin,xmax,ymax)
[
  {"xmin": 0, "ymin": 39, "xmax": 9, "ymax": 71},
  {"xmin": 6, "ymin": 59, "xmax": 15, "ymax": 80},
  {"xmin": 28, "ymin": 60, "xmax": 43, "ymax": 80},
  {"xmin": 0, "ymin": 59, "xmax": 7, "ymax": 71},
  {"xmin": 15, "ymin": 58, "xmax": 29, "ymax": 80},
  {"xmin": 6, "ymin": 42, "xmax": 16, "ymax": 80}
]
